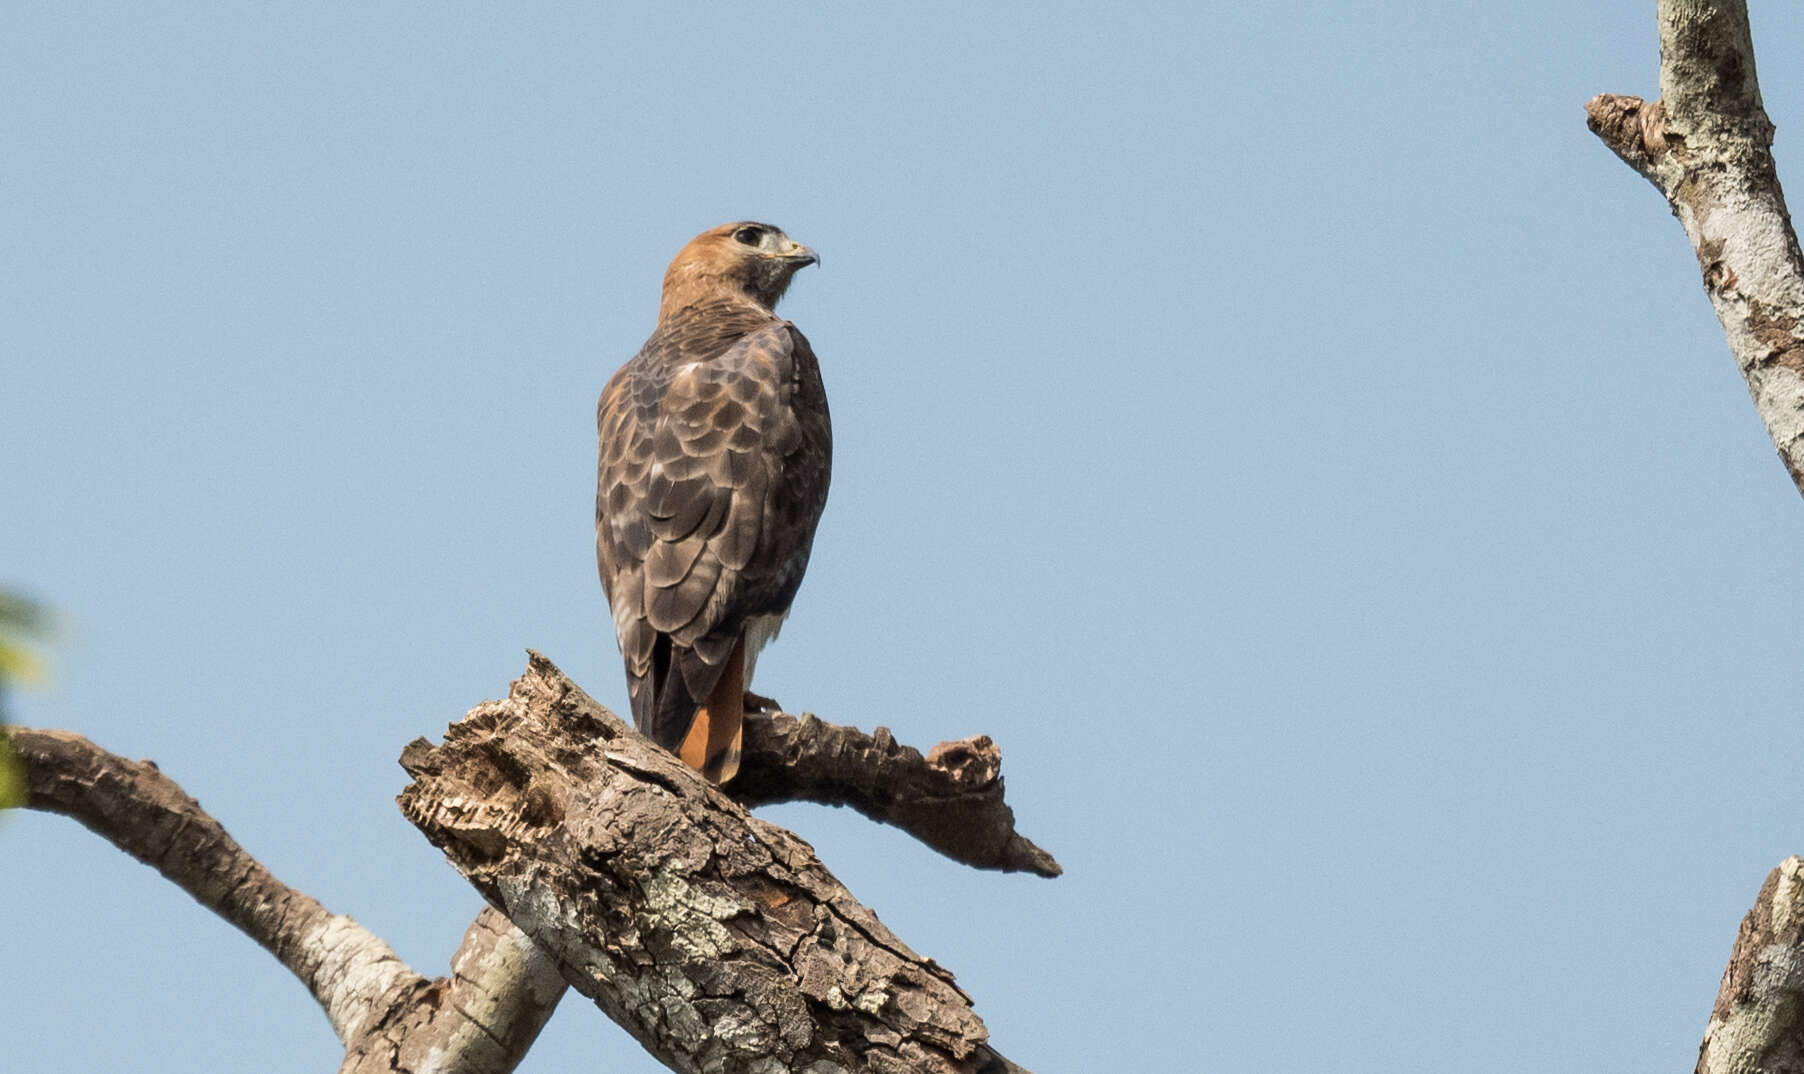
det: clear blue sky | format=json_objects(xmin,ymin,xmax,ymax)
[{"xmin": 6, "ymin": 3, "xmax": 1803, "ymax": 1071}]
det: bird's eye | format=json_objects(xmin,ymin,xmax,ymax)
[{"xmin": 733, "ymin": 227, "xmax": 764, "ymax": 247}]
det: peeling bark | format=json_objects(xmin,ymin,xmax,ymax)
[
  {"xmin": 13, "ymin": 655, "xmax": 1045, "ymax": 1072},
  {"xmin": 398, "ymin": 652, "xmax": 1033, "ymax": 1074},
  {"xmin": 14, "ymin": 727, "xmax": 563, "ymax": 1073},
  {"xmin": 1588, "ymin": 0, "xmax": 1804, "ymax": 497}
]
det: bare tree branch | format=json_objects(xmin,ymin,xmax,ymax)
[
  {"xmin": 398, "ymin": 652, "xmax": 1036, "ymax": 1074},
  {"xmin": 17, "ymin": 727, "xmax": 420, "ymax": 1041},
  {"xmin": 338, "ymin": 906, "xmax": 565, "ymax": 1074},
  {"xmin": 1595, "ymin": 6, "xmax": 1804, "ymax": 1072},
  {"xmin": 15, "ymin": 727, "xmax": 564, "ymax": 1074},
  {"xmin": 1696, "ymin": 857, "xmax": 1804, "ymax": 1074},
  {"xmin": 13, "ymin": 655, "xmax": 1048, "ymax": 1072},
  {"xmin": 1588, "ymin": 0, "xmax": 1804, "ymax": 496},
  {"xmin": 733, "ymin": 710, "xmax": 1061, "ymax": 878}
]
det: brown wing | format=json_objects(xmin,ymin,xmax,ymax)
[{"xmin": 597, "ymin": 320, "xmax": 830, "ymax": 752}]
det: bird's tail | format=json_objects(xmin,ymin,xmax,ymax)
[{"xmin": 679, "ymin": 633, "xmax": 744, "ymax": 783}]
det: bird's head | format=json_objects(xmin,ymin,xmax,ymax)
[{"xmin": 660, "ymin": 221, "xmax": 818, "ymax": 321}]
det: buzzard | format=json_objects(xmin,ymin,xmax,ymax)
[{"xmin": 596, "ymin": 222, "xmax": 830, "ymax": 783}]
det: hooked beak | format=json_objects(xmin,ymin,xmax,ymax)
[{"xmin": 780, "ymin": 241, "xmax": 819, "ymax": 268}]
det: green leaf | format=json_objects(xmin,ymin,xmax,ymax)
[
  {"xmin": 0, "ymin": 588, "xmax": 52, "ymax": 691},
  {"xmin": 0, "ymin": 641, "xmax": 45, "ymax": 687},
  {"xmin": 0, "ymin": 729, "xmax": 22, "ymax": 810},
  {"xmin": 0, "ymin": 588, "xmax": 50, "ymax": 809}
]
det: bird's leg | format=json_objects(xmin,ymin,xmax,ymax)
[{"xmin": 742, "ymin": 690, "xmax": 783, "ymax": 714}]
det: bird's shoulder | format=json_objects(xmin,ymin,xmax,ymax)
[
  {"xmin": 603, "ymin": 304, "xmax": 811, "ymax": 419},
  {"xmin": 645, "ymin": 300, "xmax": 793, "ymax": 368}
]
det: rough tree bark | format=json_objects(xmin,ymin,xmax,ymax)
[
  {"xmin": 14, "ymin": 654, "xmax": 1050, "ymax": 1073},
  {"xmin": 732, "ymin": 707, "xmax": 1059, "ymax": 879},
  {"xmin": 1695, "ymin": 857, "xmax": 1804, "ymax": 1074},
  {"xmin": 399, "ymin": 652, "xmax": 1033, "ymax": 1074},
  {"xmin": 1590, "ymin": 4, "xmax": 1804, "ymax": 1072},
  {"xmin": 1587, "ymin": 0, "xmax": 1804, "ymax": 497}
]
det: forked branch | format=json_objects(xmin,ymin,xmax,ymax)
[
  {"xmin": 398, "ymin": 652, "xmax": 1039, "ymax": 1074},
  {"xmin": 1588, "ymin": 0, "xmax": 1804, "ymax": 496},
  {"xmin": 14, "ymin": 654, "xmax": 1048, "ymax": 1073},
  {"xmin": 1592, "ymin": 2, "xmax": 1804, "ymax": 1070}
]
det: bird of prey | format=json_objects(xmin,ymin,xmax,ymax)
[{"xmin": 596, "ymin": 222, "xmax": 831, "ymax": 783}]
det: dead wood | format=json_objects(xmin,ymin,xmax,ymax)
[
  {"xmin": 733, "ymin": 708, "xmax": 1059, "ymax": 878},
  {"xmin": 398, "ymin": 652, "xmax": 1036, "ymax": 1074},
  {"xmin": 13, "ymin": 726, "xmax": 563, "ymax": 1074}
]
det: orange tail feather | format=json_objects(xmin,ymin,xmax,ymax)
[{"xmin": 679, "ymin": 634, "xmax": 745, "ymax": 783}]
